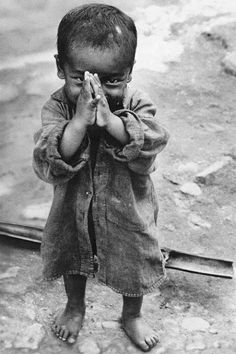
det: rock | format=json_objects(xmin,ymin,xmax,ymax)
[
  {"xmin": 225, "ymin": 146, "xmax": 236, "ymax": 160},
  {"xmin": 204, "ymin": 122, "xmax": 225, "ymax": 133},
  {"xmin": 209, "ymin": 327, "xmax": 218, "ymax": 334},
  {"xmin": 103, "ymin": 339, "xmax": 127, "ymax": 354},
  {"xmin": 78, "ymin": 338, "xmax": 100, "ymax": 354},
  {"xmin": 186, "ymin": 338, "xmax": 206, "ymax": 351},
  {"xmin": 195, "ymin": 157, "xmax": 232, "ymax": 185},
  {"xmin": 162, "ymin": 223, "xmax": 176, "ymax": 232},
  {"xmin": 218, "ymin": 205, "xmax": 236, "ymax": 223},
  {"xmin": 25, "ymin": 308, "xmax": 36, "ymax": 321},
  {"xmin": 222, "ymin": 51, "xmax": 236, "ymax": 76},
  {"xmin": 102, "ymin": 320, "xmax": 120, "ymax": 329},
  {"xmin": 180, "ymin": 182, "xmax": 202, "ymax": 196},
  {"xmin": 22, "ymin": 202, "xmax": 51, "ymax": 220},
  {"xmin": 213, "ymin": 341, "xmax": 221, "ymax": 348},
  {"xmin": 0, "ymin": 266, "xmax": 20, "ymax": 280},
  {"xmin": 163, "ymin": 162, "xmax": 199, "ymax": 185},
  {"xmin": 177, "ymin": 162, "xmax": 199, "ymax": 174},
  {"xmin": 0, "ymin": 84, "xmax": 19, "ymax": 102},
  {"xmin": 188, "ymin": 213, "xmax": 211, "ymax": 229},
  {"xmin": 182, "ymin": 317, "xmax": 210, "ymax": 332},
  {"xmin": 153, "ymin": 347, "xmax": 166, "ymax": 354},
  {"xmin": 14, "ymin": 323, "xmax": 44, "ymax": 349}
]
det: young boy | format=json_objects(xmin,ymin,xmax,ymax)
[{"xmin": 33, "ymin": 3, "xmax": 169, "ymax": 352}]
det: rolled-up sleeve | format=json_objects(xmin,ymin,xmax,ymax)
[
  {"xmin": 104, "ymin": 90, "xmax": 169, "ymax": 175},
  {"xmin": 33, "ymin": 100, "xmax": 89, "ymax": 185}
]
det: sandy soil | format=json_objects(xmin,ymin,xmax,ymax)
[{"xmin": 0, "ymin": 1, "xmax": 236, "ymax": 353}]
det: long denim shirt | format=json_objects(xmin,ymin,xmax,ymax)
[{"xmin": 33, "ymin": 86, "xmax": 169, "ymax": 296}]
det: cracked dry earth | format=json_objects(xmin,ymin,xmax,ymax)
[{"xmin": 0, "ymin": 0, "xmax": 236, "ymax": 353}]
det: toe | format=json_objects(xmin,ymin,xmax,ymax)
[
  {"xmin": 67, "ymin": 335, "xmax": 77, "ymax": 344},
  {"xmin": 149, "ymin": 336, "xmax": 158, "ymax": 347},
  {"xmin": 145, "ymin": 337, "xmax": 154, "ymax": 349},
  {"xmin": 58, "ymin": 328, "xmax": 65, "ymax": 340},
  {"xmin": 139, "ymin": 340, "xmax": 150, "ymax": 352},
  {"xmin": 152, "ymin": 333, "xmax": 159, "ymax": 344},
  {"xmin": 62, "ymin": 329, "xmax": 70, "ymax": 341}
]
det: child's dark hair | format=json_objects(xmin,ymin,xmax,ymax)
[{"xmin": 57, "ymin": 3, "xmax": 137, "ymax": 68}]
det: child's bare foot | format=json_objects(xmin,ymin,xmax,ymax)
[
  {"xmin": 51, "ymin": 302, "xmax": 85, "ymax": 344},
  {"xmin": 122, "ymin": 314, "xmax": 159, "ymax": 352}
]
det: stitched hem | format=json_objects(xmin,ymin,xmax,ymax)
[
  {"xmin": 42, "ymin": 269, "xmax": 92, "ymax": 281},
  {"xmin": 96, "ymin": 274, "xmax": 167, "ymax": 297}
]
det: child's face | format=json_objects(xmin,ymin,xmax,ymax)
[{"xmin": 56, "ymin": 46, "xmax": 132, "ymax": 110}]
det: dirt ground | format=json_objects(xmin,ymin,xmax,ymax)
[{"xmin": 0, "ymin": 1, "xmax": 236, "ymax": 353}]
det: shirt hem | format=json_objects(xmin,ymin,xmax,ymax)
[{"xmin": 96, "ymin": 274, "xmax": 167, "ymax": 297}]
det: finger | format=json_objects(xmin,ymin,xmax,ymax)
[
  {"xmin": 89, "ymin": 74, "xmax": 100, "ymax": 97},
  {"xmin": 94, "ymin": 73, "xmax": 105, "ymax": 97},
  {"xmin": 94, "ymin": 73, "xmax": 101, "ymax": 85},
  {"xmin": 83, "ymin": 71, "xmax": 92, "ymax": 93}
]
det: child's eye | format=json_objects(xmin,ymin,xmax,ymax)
[
  {"xmin": 76, "ymin": 77, "xmax": 83, "ymax": 83},
  {"xmin": 72, "ymin": 76, "xmax": 83, "ymax": 83},
  {"xmin": 105, "ymin": 78, "xmax": 121, "ymax": 85}
]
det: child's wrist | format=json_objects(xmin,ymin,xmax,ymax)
[
  {"xmin": 71, "ymin": 116, "xmax": 88, "ymax": 132},
  {"xmin": 105, "ymin": 113, "xmax": 116, "ymax": 131}
]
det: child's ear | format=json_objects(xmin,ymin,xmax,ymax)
[
  {"xmin": 127, "ymin": 73, "xmax": 132, "ymax": 83},
  {"xmin": 127, "ymin": 60, "xmax": 136, "ymax": 83},
  {"xmin": 54, "ymin": 54, "xmax": 65, "ymax": 80}
]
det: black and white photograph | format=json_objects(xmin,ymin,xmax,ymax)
[{"xmin": 0, "ymin": 1, "xmax": 235, "ymax": 353}]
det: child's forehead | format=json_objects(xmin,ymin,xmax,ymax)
[{"xmin": 66, "ymin": 45, "xmax": 132, "ymax": 75}]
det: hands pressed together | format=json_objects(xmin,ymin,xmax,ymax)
[
  {"xmin": 61, "ymin": 71, "xmax": 129, "ymax": 161},
  {"xmin": 75, "ymin": 71, "xmax": 112, "ymax": 129}
]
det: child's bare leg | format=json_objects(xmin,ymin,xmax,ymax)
[
  {"xmin": 122, "ymin": 295, "xmax": 159, "ymax": 352},
  {"xmin": 51, "ymin": 274, "xmax": 86, "ymax": 344}
]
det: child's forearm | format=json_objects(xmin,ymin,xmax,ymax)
[
  {"xmin": 105, "ymin": 113, "xmax": 129, "ymax": 145},
  {"xmin": 60, "ymin": 118, "xmax": 87, "ymax": 162}
]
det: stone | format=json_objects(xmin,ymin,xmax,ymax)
[
  {"xmin": 218, "ymin": 205, "xmax": 236, "ymax": 223},
  {"xmin": 0, "ymin": 84, "xmax": 19, "ymax": 102},
  {"xmin": 195, "ymin": 157, "xmax": 232, "ymax": 185},
  {"xmin": 225, "ymin": 146, "xmax": 236, "ymax": 160},
  {"xmin": 188, "ymin": 213, "xmax": 211, "ymax": 229},
  {"xmin": 153, "ymin": 347, "xmax": 166, "ymax": 354},
  {"xmin": 222, "ymin": 51, "xmax": 236, "ymax": 76},
  {"xmin": 25, "ymin": 308, "xmax": 36, "ymax": 321},
  {"xmin": 0, "ymin": 266, "xmax": 20, "ymax": 280},
  {"xmin": 177, "ymin": 162, "xmax": 199, "ymax": 174},
  {"xmin": 213, "ymin": 341, "xmax": 221, "ymax": 348},
  {"xmin": 180, "ymin": 182, "xmax": 202, "ymax": 196},
  {"xmin": 103, "ymin": 340, "xmax": 127, "ymax": 354},
  {"xmin": 186, "ymin": 338, "xmax": 206, "ymax": 351},
  {"xmin": 182, "ymin": 317, "xmax": 210, "ymax": 332},
  {"xmin": 102, "ymin": 320, "xmax": 120, "ymax": 329},
  {"xmin": 14, "ymin": 323, "xmax": 45, "ymax": 349},
  {"xmin": 78, "ymin": 338, "xmax": 100, "ymax": 354},
  {"xmin": 209, "ymin": 327, "xmax": 218, "ymax": 334},
  {"xmin": 205, "ymin": 123, "xmax": 225, "ymax": 133},
  {"xmin": 163, "ymin": 162, "xmax": 199, "ymax": 185},
  {"xmin": 162, "ymin": 223, "xmax": 176, "ymax": 232}
]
